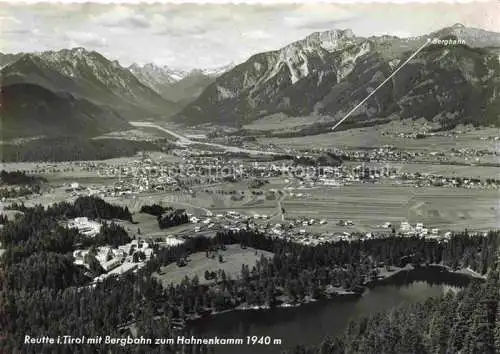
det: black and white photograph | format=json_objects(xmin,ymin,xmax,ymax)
[{"xmin": 1, "ymin": 1, "xmax": 499, "ymax": 353}]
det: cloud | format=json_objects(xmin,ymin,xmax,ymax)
[
  {"xmin": 293, "ymin": 18, "xmax": 357, "ymax": 31},
  {"xmin": 1, "ymin": 3, "xmax": 499, "ymax": 70},
  {"xmin": 150, "ymin": 14, "xmax": 167, "ymax": 28},
  {"xmin": 391, "ymin": 31, "xmax": 414, "ymax": 39},
  {"xmin": 150, "ymin": 10, "xmax": 222, "ymax": 37},
  {"xmin": 241, "ymin": 30, "xmax": 272, "ymax": 40},
  {"xmin": 0, "ymin": 15, "xmax": 27, "ymax": 34},
  {"xmin": 64, "ymin": 31, "xmax": 107, "ymax": 48},
  {"xmin": 92, "ymin": 6, "xmax": 150, "ymax": 29},
  {"xmin": 0, "ymin": 16, "xmax": 21, "ymax": 24},
  {"xmin": 154, "ymin": 25, "xmax": 208, "ymax": 37},
  {"xmin": 3, "ymin": 28, "xmax": 31, "ymax": 35},
  {"xmin": 283, "ymin": 4, "xmax": 355, "ymax": 30}
]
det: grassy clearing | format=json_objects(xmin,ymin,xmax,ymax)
[
  {"xmin": 116, "ymin": 212, "xmax": 161, "ymax": 238},
  {"xmin": 153, "ymin": 245, "xmax": 274, "ymax": 286},
  {"xmin": 17, "ymin": 188, "xmax": 76, "ymax": 208},
  {"xmin": 117, "ymin": 211, "xmax": 200, "ymax": 240}
]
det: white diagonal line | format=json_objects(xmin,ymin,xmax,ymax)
[{"xmin": 331, "ymin": 38, "xmax": 431, "ymax": 132}]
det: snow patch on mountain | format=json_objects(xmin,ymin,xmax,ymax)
[
  {"xmin": 201, "ymin": 63, "xmax": 234, "ymax": 77},
  {"xmin": 129, "ymin": 63, "xmax": 185, "ymax": 91},
  {"xmin": 217, "ymin": 85, "xmax": 236, "ymax": 99},
  {"xmin": 388, "ymin": 59, "xmax": 401, "ymax": 70}
]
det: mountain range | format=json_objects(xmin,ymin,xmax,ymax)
[
  {"xmin": 175, "ymin": 24, "xmax": 500, "ymax": 130},
  {"xmin": 129, "ymin": 63, "xmax": 187, "ymax": 89},
  {"xmin": 0, "ymin": 49, "xmax": 234, "ymax": 139},
  {"xmin": 2, "ymin": 48, "xmax": 179, "ymax": 118},
  {"xmin": 0, "ymin": 48, "xmax": 183, "ymax": 139},
  {"xmin": 0, "ymin": 53, "xmax": 23, "ymax": 69}
]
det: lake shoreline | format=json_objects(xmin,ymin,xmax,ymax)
[{"xmin": 186, "ymin": 263, "xmax": 482, "ymax": 323}]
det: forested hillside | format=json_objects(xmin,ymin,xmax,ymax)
[{"xmin": 1, "ymin": 137, "xmax": 172, "ymax": 162}]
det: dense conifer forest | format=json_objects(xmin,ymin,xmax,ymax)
[
  {"xmin": 0, "ymin": 196, "xmax": 499, "ymax": 353},
  {"xmin": 140, "ymin": 203, "xmax": 172, "ymax": 217},
  {"xmin": 284, "ymin": 268, "xmax": 500, "ymax": 354},
  {"xmin": 0, "ymin": 170, "xmax": 46, "ymax": 198},
  {"xmin": 157, "ymin": 209, "xmax": 189, "ymax": 229},
  {"xmin": 0, "ymin": 170, "xmax": 46, "ymax": 185},
  {"xmin": 0, "ymin": 137, "xmax": 172, "ymax": 162},
  {"xmin": 139, "ymin": 203, "xmax": 189, "ymax": 229}
]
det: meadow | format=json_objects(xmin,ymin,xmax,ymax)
[{"xmin": 153, "ymin": 245, "xmax": 274, "ymax": 286}]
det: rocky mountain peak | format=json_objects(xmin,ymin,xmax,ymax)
[
  {"xmin": 430, "ymin": 24, "xmax": 500, "ymax": 48},
  {"xmin": 286, "ymin": 29, "xmax": 357, "ymax": 54}
]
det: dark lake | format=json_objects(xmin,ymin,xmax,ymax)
[{"xmin": 188, "ymin": 267, "xmax": 477, "ymax": 354}]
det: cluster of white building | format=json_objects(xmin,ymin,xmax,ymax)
[
  {"xmin": 67, "ymin": 217, "xmax": 102, "ymax": 237},
  {"xmin": 382, "ymin": 221, "xmax": 455, "ymax": 239},
  {"xmin": 162, "ymin": 237, "xmax": 185, "ymax": 247},
  {"xmin": 398, "ymin": 221, "xmax": 440, "ymax": 237},
  {"xmin": 73, "ymin": 246, "xmax": 125, "ymax": 271},
  {"xmin": 73, "ymin": 236, "xmax": 186, "ymax": 283},
  {"xmin": 73, "ymin": 239, "xmax": 155, "ymax": 278}
]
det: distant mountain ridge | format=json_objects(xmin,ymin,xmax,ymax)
[
  {"xmin": 0, "ymin": 52, "xmax": 23, "ymax": 69},
  {"xmin": 1, "ymin": 48, "xmax": 234, "ymax": 140},
  {"xmin": 201, "ymin": 63, "xmax": 235, "ymax": 77},
  {"xmin": 430, "ymin": 23, "xmax": 500, "ymax": 48},
  {"xmin": 1, "ymin": 48, "xmax": 178, "ymax": 120},
  {"xmin": 1, "ymin": 48, "xmax": 180, "ymax": 139},
  {"xmin": 128, "ymin": 62, "xmax": 234, "ymax": 104},
  {"xmin": 174, "ymin": 24, "xmax": 500, "ymax": 130},
  {"xmin": 129, "ymin": 63, "xmax": 186, "ymax": 89}
]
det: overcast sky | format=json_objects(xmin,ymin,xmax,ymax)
[{"xmin": 1, "ymin": 2, "xmax": 499, "ymax": 70}]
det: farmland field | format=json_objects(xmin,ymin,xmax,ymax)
[
  {"xmin": 153, "ymin": 245, "xmax": 274, "ymax": 286},
  {"xmin": 342, "ymin": 161, "xmax": 500, "ymax": 179},
  {"xmin": 392, "ymin": 162, "xmax": 500, "ymax": 179},
  {"xmin": 260, "ymin": 122, "xmax": 498, "ymax": 153},
  {"xmin": 242, "ymin": 113, "xmax": 329, "ymax": 131},
  {"xmin": 281, "ymin": 184, "xmax": 499, "ymax": 233}
]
